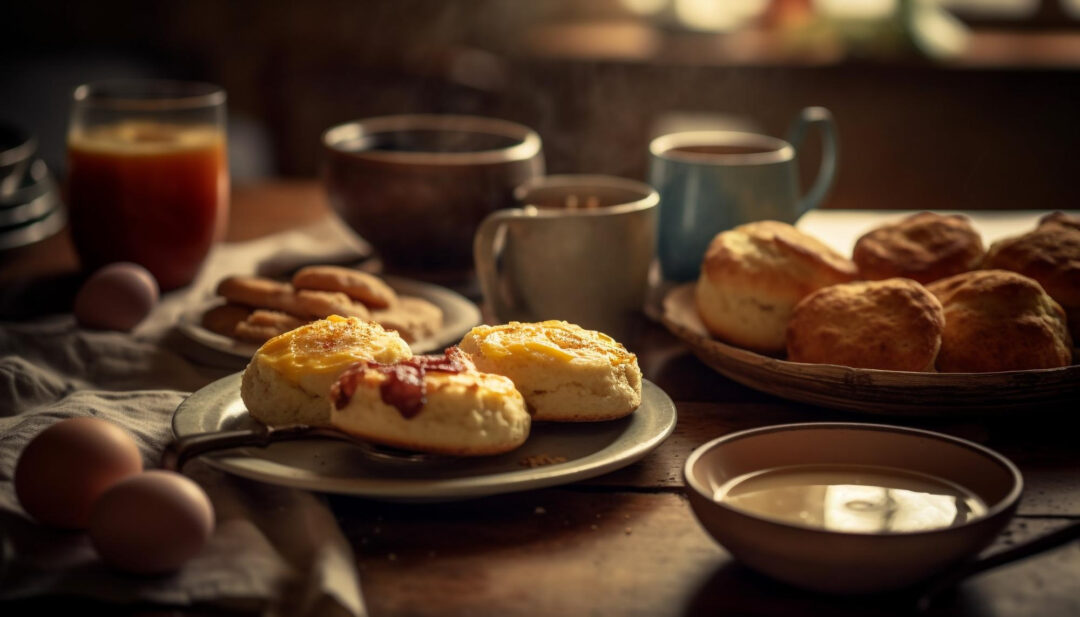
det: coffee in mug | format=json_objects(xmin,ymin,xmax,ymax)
[{"xmin": 649, "ymin": 106, "xmax": 838, "ymax": 282}]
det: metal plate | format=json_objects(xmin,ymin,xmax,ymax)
[{"xmin": 172, "ymin": 374, "xmax": 676, "ymax": 501}]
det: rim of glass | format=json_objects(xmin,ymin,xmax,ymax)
[
  {"xmin": 323, "ymin": 114, "xmax": 541, "ymax": 166},
  {"xmin": 73, "ymin": 79, "xmax": 226, "ymax": 111},
  {"xmin": 650, "ymin": 130, "xmax": 793, "ymax": 166}
]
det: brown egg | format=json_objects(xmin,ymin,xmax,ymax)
[
  {"xmin": 90, "ymin": 470, "xmax": 215, "ymax": 575},
  {"xmin": 74, "ymin": 262, "xmax": 160, "ymax": 331},
  {"xmin": 14, "ymin": 417, "xmax": 144, "ymax": 529}
]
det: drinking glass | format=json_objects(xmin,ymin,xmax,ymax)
[{"xmin": 66, "ymin": 79, "xmax": 228, "ymax": 290}]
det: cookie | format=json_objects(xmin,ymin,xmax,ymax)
[
  {"xmin": 216, "ymin": 275, "xmax": 369, "ymax": 320},
  {"xmin": 292, "ymin": 266, "xmax": 398, "ymax": 309},
  {"xmin": 201, "ymin": 303, "xmax": 252, "ymax": 337},
  {"xmin": 371, "ymin": 296, "xmax": 443, "ymax": 343},
  {"xmin": 234, "ymin": 310, "xmax": 305, "ymax": 344}
]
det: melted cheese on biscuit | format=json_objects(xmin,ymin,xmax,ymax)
[
  {"xmin": 466, "ymin": 320, "xmax": 635, "ymax": 365},
  {"xmin": 255, "ymin": 315, "xmax": 412, "ymax": 383}
]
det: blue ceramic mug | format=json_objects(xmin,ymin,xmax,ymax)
[{"xmin": 648, "ymin": 107, "xmax": 838, "ymax": 282}]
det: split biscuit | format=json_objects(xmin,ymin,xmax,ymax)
[
  {"xmin": 234, "ymin": 310, "xmax": 305, "ymax": 344},
  {"xmin": 241, "ymin": 315, "xmax": 413, "ymax": 427},
  {"xmin": 329, "ymin": 347, "xmax": 530, "ymax": 456},
  {"xmin": 458, "ymin": 320, "xmax": 642, "ymax": 422}
]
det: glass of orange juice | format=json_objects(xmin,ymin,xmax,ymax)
[{"xmin": 66, "ymin": 80, "xmax": 228, "ymax": 290}]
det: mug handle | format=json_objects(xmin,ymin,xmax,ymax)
[
  {"xmin": 474, "ymin": 208, "xmax": 531, "ymax": 319},
  {"xmin": 787, "ymin": 106, "xmax": 838, "ymax": 215}
]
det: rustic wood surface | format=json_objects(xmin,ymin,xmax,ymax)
[{"xmin": 4, "ymin": 181, "xmax": 1079, "ymax": 617}]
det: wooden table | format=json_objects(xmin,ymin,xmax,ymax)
[{"xmin": 4, "ymin": 182, "xmax": 1079, "ymax": 616}]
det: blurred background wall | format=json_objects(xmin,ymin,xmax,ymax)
[{"xmin": 2, "ymin": 0, "xmax": 1079, "ymax": 210}]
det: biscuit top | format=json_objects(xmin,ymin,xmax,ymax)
[
  {"xmin": 1040, "ymin": 212, "xmax": 1080, "ymax": 232},
  {"xmin": 786, "ymin": 279, "xmax": 945, "ymax": 372},
  {"xmin": 926, "ymin": 270, "xmax": 1072, "ymax": 372},
  {"xmin": 254, "ymin": 315, "xmax": 412, "ymax": 382},
  {"xmin": 462, "ymin": 321, "xmax": 636, "ymax": 366},
  {"xmin": 928, "ymin": 270, "xmax": 1067, "ymax": 318},
  {"xmin": 853, "ymin": 212, "xmax": 984, "ymax": 284},
  {"xmin": 984, "ymin": 225, "xmax": 1080, "ymax": 307},
  {"xmin": 701, "ymin": 221, "xmax": 857, "ymax": 299}
]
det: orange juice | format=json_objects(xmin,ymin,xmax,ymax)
[{"xmin": 66, "ymin": 121, "xmax": 228, "ymax": 290}]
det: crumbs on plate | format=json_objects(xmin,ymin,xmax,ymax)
[{"xmin": 519, "ymin": 454, "xmax": 568, "ymax": 468}]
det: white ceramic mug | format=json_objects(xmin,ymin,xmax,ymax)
[{"xmin": 474, "ymin": 175, "xmax": 658, "ymax": 339}]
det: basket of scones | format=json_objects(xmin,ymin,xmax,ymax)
[{"xmin": 661, "ymin": 212, "xmax": 1080, "ymax": 415}]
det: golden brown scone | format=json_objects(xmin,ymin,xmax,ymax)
[
  {"xmin": 241, "ymin": 316, "xmax": 413, "ymax": 427},
  {"xmin": 983, "ymin": 225, "xmax": 1080, "ymax": 344},
  {"xmin": 853, "ymin": 212, "xmax": 984, "ymax": 284},
  {"xmin": 234, "ymin": 310, "xmax": 306, "ymax": 344},
  {"xmin": 370, "ymin": 296, "xmax": 443, "ymax": 343},
  {"xmin": 1039, "ymin": 211, "xmax": 1080, "ymax": 232},
  {"xmin": 329, "ymin": 347, "xmax": 530, "ymax": 456},
  {"xmin": 696, "ymin": 221, "xmax": 858, "ymax": 353},
  {"xmin": 216, "ymin": 275, "xmax": 369, "ymax": 320},
  {"xmin": 927, "ymin": 270, "xmax": 1072, "ymax": 372},
  {"xmin": 201, "ymin": 303, "xmax": 252, "ymax": 337},
  {"xmin": 786, "ymin": 279, "xmax": 945, "ymax": 371},
  {"xmin": 459, "ymin": 321, "xmax": 641, "ymax": 422},
  {"xmin": 292, "ymin": 266, "xmax": 398, "ymax": 309}
]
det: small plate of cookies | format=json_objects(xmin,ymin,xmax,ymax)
[
  {"xmin": 663, "ymin": 211, "xmax": 1080, "ymax": 415},
  {"xmin": 171, "ymin": 318, "xmax": 677, "ymax": 500},
  {"xmin": 178, "ymin": 266, "xmax": 482, "ymax": 358}
]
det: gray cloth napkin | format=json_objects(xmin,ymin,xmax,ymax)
[{"xmin": 0, "ymin": 216, "xmax": 370, "ymax": 615}]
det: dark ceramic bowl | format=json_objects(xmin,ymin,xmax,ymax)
[{"xmin": 323, "ymin": 115, "xmax": 543, "ymax": 277}]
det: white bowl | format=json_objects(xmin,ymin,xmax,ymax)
[{"xmin": 684, "ymin": 422, "xmax": 1022, "ymax": 594}]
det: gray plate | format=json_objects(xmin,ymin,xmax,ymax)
[
  {"xmin": 172, "ymin": 373, "xmax": 676, "ymax": 501},
  {"xmin": 177, "ymin": 275, "xmax": 482, "ymax": 357}
]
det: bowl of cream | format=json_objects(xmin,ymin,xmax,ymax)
[{"xmin": 684, "ymin": 422, "xmax": 1022, "ymax": 594}]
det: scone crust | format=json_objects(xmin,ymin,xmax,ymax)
[
  {"xmin": 1039, "ymin": 211, "xmax": 1080, "ymax": 233},
  {"xmin": 983, "ymin": 225, "xmax": 1080, "ymax": 309},
  {"xmin": 240, "ymin": 316, "xmax": 413, "ymax": 427},
  {"xmin": 330, "ymin": 366, "xmax": 530, "ymax": 456},
  {"xmin": 927, "ymin": 270, "xmax": 1072, "ymax": 373},
  {"xmin": 853, "ymin": 212, "xmax": 984, "ymax": 284},
  {"xmin": 696, "ymin": 221, "xmax": 857, "ymax": 352},
  {"xmin": 786, "ymin": 278, "xmax": 945, "ymax": 371},
  {"xmin": 459, "ymin": 321, "xmax": 642, "ymax": 422}
]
